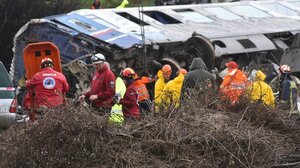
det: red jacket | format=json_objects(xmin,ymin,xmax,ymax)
[
  {"xmin": 85, "ymin": 64, "xmax": 116, "ymax": 108},
  {"xmin": 26, "ymin": 67, "xmax": 69, "ymax": 108},
  {"xmin": 120, "ymin": 83, "xmax": 140, "ymax": 119}
]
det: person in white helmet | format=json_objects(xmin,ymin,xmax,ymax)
[
  {"xmin": 79, "ymin": 53, "xmax": 116, "ymax": 113},
  {"xmin": 278, "ymin": 65, "xmax": 298, "ymax": 112}
]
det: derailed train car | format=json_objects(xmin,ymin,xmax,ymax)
[{"xmin": 11, "ymin": 0, "xmax": 300, "ymax": 96}]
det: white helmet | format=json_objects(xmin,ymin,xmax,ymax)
[
  {"xmin": 280, "ymin": 64, "xmax": 291, "ymax": 73},
  {"xmin": 91, "ymin": 53, "xmax": 106, "ymax": 64}
]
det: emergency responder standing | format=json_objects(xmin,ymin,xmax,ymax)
[
  {"xmin": 278, "ymin": 65, "xmax": 298, "ymax": 113},
  {"xmin": 79, "ymin": 53, "xmax": 115, "ymax": 113},
  {"xmin": 154, "ymin": 64, "xmax": 172, "ymax": 111},
  {"xmin": 26, "ymin": 57, "xmax": 69, "ymax": 108},
  {"xmin": 248, "ymin": 70, "xmax": 275, "ymax": 107},
  {"xmin": 162, "ymin": 68, "xmax": 187, "ymax": 109},
  {"xmin": 220, "ymin": 61, "xmax": 248, "ymax": 105},
  {"xmin": 113, "ymin": 68, "xmax": 140, "ymax": 120},
  {"xmin": 181, "ymin": 57, "xmax": 215, "ymax": 100},
  {"xmin": 109, "ymin": 76, "xmax": 126, "ymax": 125}
]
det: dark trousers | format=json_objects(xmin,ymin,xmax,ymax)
[{"xmin": 138, "ymin": 99, "xmax": 153, "ymax": 117}]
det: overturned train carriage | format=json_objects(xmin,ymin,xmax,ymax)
[{"xmin": 11, "ymin": 0, "xmax": 300, "ymax": 96}]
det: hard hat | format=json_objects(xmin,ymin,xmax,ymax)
[
  {"xmin": 122, "ymin": 67, "xmax": 135, "ymax": 78},
  {"xmin": 179, "ymin": 68, "xmax": 187, "ymax": 75},
  {"xmin": 280, "ymin": 64, "xmax": 291, "ymax": 73},
  {"xmin": 40, "ymin": 57, "xmax": 54, "ymax": 68},
  {"xmin": 225, "ymin": 61, "xmax": 238, "ymax": 69},
  {"xmin": 91, "ymin": 53, "xmax": 106, "ymax": 64},
  {"xmin": 162, "ymin": 64, "xmax": 172, "ymax": 74}
]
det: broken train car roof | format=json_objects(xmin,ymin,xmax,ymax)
[{"xmin": 11, "ymin": 0, "xmax": 300, "ymax": 83}]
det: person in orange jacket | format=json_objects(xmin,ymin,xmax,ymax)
[
  {"xmin": 220, "ymin": 61, "xmax": 248, "ymax": 105},
  {"xmin": 132, "ymin": 73, "xmax": 154, "ymax": 116}
]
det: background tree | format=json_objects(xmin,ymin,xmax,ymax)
[{"xmin": 0, "ymin": 0, "xmax": 154, "ymax": 70}]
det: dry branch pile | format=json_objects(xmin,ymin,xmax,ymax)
[{"xmin": 0, "ymin": 92, "xmax": 299, "ymax": 168}]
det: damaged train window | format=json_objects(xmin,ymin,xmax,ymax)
[
  {"xmin": 69, "ymin": 19, "xmax": 97, "ymax": 32},
  {"xmin": 143, "ymin": 11, "xmax": 182, "ymax": 24},
  {"xmin": 289, "ymin": 2, "xmax": 300, "ymax": 9},
  {"xmin": 117, "ymin": 12, "xmax": 150, "ymax": 25},
  {"xmin": 204, "ymin": 7, "xmax": 242, "ymax": 20},
  {"xmin": 35, "ymin": 51, "xmax": 41, "ymax": 57},
  {"xmin": 261, "ymin": 3, "xmax": 299, "ymax": 16},
  {"xmin": 173, "ymin": 9, "xmax": 213, "ymax": 23},
  {"xmin": 237, "ymin": 39, "xmax": 256, "ymax": 49},
  {"xmin": 230, "ymin": 5, "xmax": 271, "ymax": 18},
  {"xmin": 45, "ymin": 50, "xmax": 51, "ymax": 56}
]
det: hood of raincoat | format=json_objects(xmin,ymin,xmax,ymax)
[
  {"xmin": 255, "ymin": 70, "xmax": 266, "ymax": 81},
  {"xmin": 189, "ymin": 58, "xmax": 207, "ymax": 71}
]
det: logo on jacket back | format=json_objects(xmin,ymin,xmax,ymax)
[{"xmin": 43, "ymin": 77, "xmax": 56, "ymax": 89}]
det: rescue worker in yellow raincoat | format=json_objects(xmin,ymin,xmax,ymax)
[
  {"xmin": 162, "ymin": 69, "xmax": 187, "ymax": 109},
  {"xmin": 220, "ymin": 61, "xmax": 248, "ymax": 105},
  {"xmin": 154, "ymin": 64, "xmax": 172, "ymax": 111},
  {"xmin": 248, "ymin": 70, "xmax": 275, "ymax": 107}
]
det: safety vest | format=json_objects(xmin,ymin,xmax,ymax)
[
  {"xmin": 133, "ymin": 77, "xmax": 151, "ymax": 101},
  {"xmin": 109, "ymin": 77, "xmax": 126, "ymax": 125}
]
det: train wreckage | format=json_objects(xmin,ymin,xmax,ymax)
[{"xmin": 11, "ymin": 0, "xmax": 300, "ymax": 96}]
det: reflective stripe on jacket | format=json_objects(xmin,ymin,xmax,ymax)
[
  {"xmin": 133, "ymin": 76, "xmax": 151, "ymax": 101},
  {"xmin": 220, "ymin": 68, "xmax": 248, "ymax": 103}
]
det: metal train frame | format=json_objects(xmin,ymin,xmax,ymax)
[{"xmin": 11, "ymin": 0, "xmax": 300, "ymax": 96}]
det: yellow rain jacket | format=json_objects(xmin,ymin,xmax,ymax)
[
  {"xmin": 248, "ymin": 70, "xmax": 275, "ymax": 107},
  {"xmin": 116, "ymin": 0, "xmax": 129, "ymax": 9},
  {"xmin": 109, "ymin": 77, "xmax": 126, "ymax": 125},
  {"xmin": 162, "ymin": 73, "xmax": 185, "ymax": 108},
  {"xmin": 154, "ymin": 70, "xmax": 167, "ymax": 111}
]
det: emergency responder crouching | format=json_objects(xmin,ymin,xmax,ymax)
[
  {"xmin": 220, "ymin": 61, "xmax": 248, "ymax": 106},
  {"xmin": 113, "ymin": 68, "xmax": 140, "ymax": 121},
  {"xmin": 79, "ymin": 53, "xmax": 116, "ymax": 113}
]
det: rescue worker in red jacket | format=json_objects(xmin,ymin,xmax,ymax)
[
  {"xmin": 26, "ymin": 57, "xmax": 69, "ymax": 108},
  {"xmin": 220, "ymin": 61, "xmax": 248, "ymax": 105},
  {"xmin": 133, "ymin": 73, "xmax": 154, "ymax": 116},
  {"xmin": 113, "ymin": 68, "xmax": 140, "ymax": 120},
  {"xmin": 79, "ymin": 53, "xmax": 116, "ymax": 112}
]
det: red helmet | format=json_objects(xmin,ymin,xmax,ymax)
[
  {"xmin": 225, "ymin": 61, "xmax": 238, "ymax": 69},
  {"xmin": 122, "ymin": 67, "xmax": 135, "ymax": 78},
  {"xmin": 40, "ymin": 57, "xmax": 54, "ymax": 68}
]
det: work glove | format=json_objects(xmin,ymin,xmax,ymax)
[
  {"xmin": 113, "ymin": 93, "xmax": 122, "ymax": 104},
  {"xmin": 79, "ymin": 95, "xmax": 85, "ymax": 100},
  {"xmin": 89, "ymin": 95, "xmax": 98, "ymax": 101}
]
